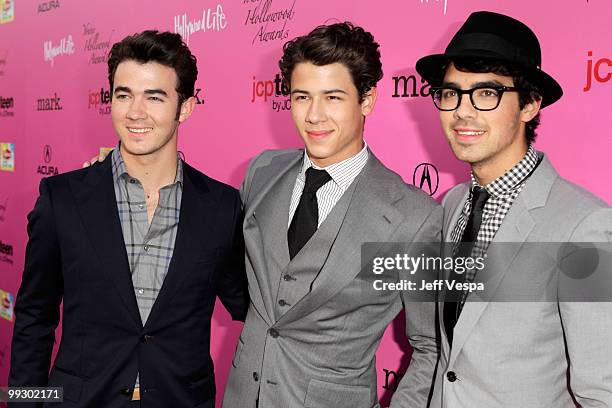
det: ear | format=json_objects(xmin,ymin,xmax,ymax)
[
  {"xmin": 178, "ymin": 96, "xmax": 196, "ymax": 123},
  {"xmin": 360, "ymin": 87, "xmax": 378, "ymax": 117},
  {"xmin": 520, "ymin": 95, "xmax": 542, "ymax": 123}
]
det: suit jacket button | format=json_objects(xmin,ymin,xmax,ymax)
[
  {"xmin": 283, "ymin": 274, "xmax": 293, "ymax": 281},
  {"xmin": 278, "ymin": 299, "xmax": 287, "ymax": 306},
  {"xmin": 268, "ymin": 328, "xmax": 279, "ymax": 338},
  {"xmin": 121, "ymin": 388, "xmax": 131, "ymax": 396},
  {"xmin": 446, "ymin": 371, "xmax": 457, "ymax": 382},
  {"xmin": 253, "ymin": 372, "xmax": 259, "ymax": 381},
  {"xmin": 141, "ymin": 334, "xmax": 152, "ymax": 343}
]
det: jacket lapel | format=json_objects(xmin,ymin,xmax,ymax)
[
  {"xmin": 71, "ymin": 156, "xmax": 142, "ymax": 328},
  {"xmin": 275, "ymin": 154, "xmax": 405, "ymax": 326},
  {"xmin": 144, "ymin": 162, "xmax": 218, "ymax": 329}
]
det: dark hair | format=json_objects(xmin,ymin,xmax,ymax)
[
  {"xmin": 279, "ymin": 22, "xmax": 383, "ymax": 102},
  {"xmin": 439, "ymin": 58, "xmax": 542, "ymax": 144},
  {"xmin": 107, "ymin": 30, "xmax": 197, "ymax": 114}
]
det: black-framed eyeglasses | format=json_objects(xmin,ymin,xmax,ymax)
[{"xmin": 430, "ymin": 86, "xmax": 523, "ymax": 111}]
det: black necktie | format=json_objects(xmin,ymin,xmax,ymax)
[
  {"xmin": 288, "ymin": 167, "xmax": 332, "ymax": 259},
  {"xmin": 444, "ymin": 186, "xmax": 490, "ymax": 345}
]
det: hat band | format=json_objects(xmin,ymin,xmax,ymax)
[{"xmin": 446, "ymin": 33, "xmax": 540, "ymax": 69}]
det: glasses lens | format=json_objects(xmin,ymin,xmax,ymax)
[
  {"xmin": 472, "ymin": 88, "xmax": 501, "ymax": 110},
  {"xmin": 433, "ymin": 88, "xmax": 458, "ymax": 110}
]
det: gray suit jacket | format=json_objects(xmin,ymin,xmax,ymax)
[
  {"xmin": 222, "ymin": 149, "xmax": 442, "ymax": 408},
  {"xmin": 431, "ymin": 153, "xmax": 612, "ymax": 407}
]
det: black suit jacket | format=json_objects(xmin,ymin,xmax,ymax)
[{"xmin": 8, "ymin": 155, "xmax": 249, "ymax": 407}]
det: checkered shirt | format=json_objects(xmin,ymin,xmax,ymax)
[
  {"xmin": 111, "ymin": 146, "xmax": 183, "ymax": 388},
  {"xmin": 451, "ymin": 145, "xmax": 539, "ymax": 304}
]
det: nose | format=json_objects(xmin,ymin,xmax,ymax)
[
  {"xmin": 126, "ymin": 97, "xmax": 147, "ymax": 121},
  {"xmin": 454, "ymin": 93, "xmax": 477, "ymax": 120},
  {"xmin": 305, "ymin": 97, "xmax": 325, "ymax": 124}
]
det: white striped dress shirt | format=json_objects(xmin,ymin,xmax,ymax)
[{"xmin": 288, "ymin": 142, "xmax": 369, "ymax": 228}]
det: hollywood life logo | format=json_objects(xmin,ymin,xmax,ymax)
[
  {"xmin": 37, "ymin": 144, "xmax": 59, "ymax": 176},
  {"xmin": 0, "ymin": 95, "xmax": 14, "ymax": 117},
  {"xmin": 420, "ymin": 0, "xmax": 448, "ymax": 15},
  {"xmin": 250, "ymin": 73, "xmax": 291, "ymax": 112},
  {"xmin": 43, "ymin": 34, "xmax": 75, "ymax": 67},
  {"xmin": 0, "ymin": 0, "xmax": 15, "ymax": 24},
  {"xmin": 243, "ymin": 0, "xmax": 297, "ymax": 46},
  {"xmin": 1, "ymin": 142, "xmax": 14, "ymax": 171},
  {"xmin": 0, "ymin": 289, "xmax": 15, "ymax": 322},
  {"xmin": 584, "ymin": 51, "xmax": 611, "ymax": 92},
  {"xmin": 0, "ymin": 197, "xmax": 7, "ymax": 223},
  {"xmin": 38, "ymin": 0, "xmax": 60, "ymax": 13},
  {"xmin": 37, "ymin": 92, "xmax": 63, "ymax": 111},
  {"xmin": 174, "ymin": 4, "xmax": 227, "ymax": 45},
  {"xmin": 0, "ymin": 239, "xmax": 13, "ymax": 266},
  {"xmin": 88, "ymin": 87, "xmax": 112, "ymax": 115},
  {"xmin": 83, "ymin": 22, "xmax": 115, "ymax": 65},
  {"xmin": 413, "ymin": 163, "xmax": 439, "ymax": 196},
  {"xmin": 391, "ymin": 72, "xmax": 431, "ymax": 98},
  {"xmin": 0, "ymin": 50, "xmax": 6, "ymax": 76}
]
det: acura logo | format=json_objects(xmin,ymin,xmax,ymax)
[
  {"xmin": 43, "ymin": 145, "xmax": 52, "ymax": 163},
  {"xmin": 413, "ymin": 163, "xmax": 439, "ymax": 196}
]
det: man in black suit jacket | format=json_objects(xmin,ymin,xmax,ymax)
[{"xmin": 8, "ymin": 30, "xmax": 248, "ymax": 408}]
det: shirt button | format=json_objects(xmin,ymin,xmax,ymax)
[
  {"xmin": 138, "ymin": 289, "xmax": 144, "ymax": 295},
  {"xmin": 252, "ymin": 372, "xmax": 259, "ymax": 381},
  {"xmin": 268, "ymin": 328, "xmax": 279, "ymax": 338},
  {"xmin": 143, "ymin": 245, "xmax": 149, "ymax": 252},
  {"xmin": 283, "ymin": 274, "xmax": 293, "ymax": 281},
  {"xmin": 446, "ymin": 371, "xmax": 457, "ymax": 382},
  {"xmin": 138, "ymin": 204, "xmax": 144, "ymax": 209},
  {"xmin": 278, "ymin": 299, "xmax": 288, "ymax": 306}
]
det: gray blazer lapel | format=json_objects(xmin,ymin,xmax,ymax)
[
  {"xmin": 443, "ymin": 184, "xmax": 469, "ymax": 242},
  {"xmin": 276, "ymin": 154, "xmax": 406, "ymax": 326},
  {"xmin": 449, "ymin": 153, "xmax": 557, "ymax": 364},
  {"xmin": 243, "ymin": 152, "xmax": 301, "ymax": 321}
]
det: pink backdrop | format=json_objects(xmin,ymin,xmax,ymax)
[{"xmin": 0, "ymin": 0, "xmax": 610, "ymax": 406}]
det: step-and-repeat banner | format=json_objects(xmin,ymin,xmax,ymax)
[{"xmin": 0, "ymin": 0, "xmax": 610, "ymax": 405}]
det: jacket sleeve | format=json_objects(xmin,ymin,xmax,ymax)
[{"xmin": 9, "ymin": 178, "xmax": 63, "ymax": 390}]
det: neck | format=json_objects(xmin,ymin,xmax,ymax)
[
  {"xmin": 120, "ymin": 143, "xmax": 178, "ymax": 190},
  {"xmin": 472, "ymin": 139, "xmax": 528, "ymax": 186}
]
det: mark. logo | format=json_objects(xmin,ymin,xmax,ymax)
[
  {"xmin": 413, "ymin": 163, "xmax": 439, "ymax": 196},
  {"xmin": 392, "ymin": 72, "xmax": 431, "ymax": 98},
  {"xmin": 37, "ymin": 92, "xmax": 63, "ymax": 111}
]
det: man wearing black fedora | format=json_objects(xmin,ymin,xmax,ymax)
[{"xmin": 416, "ymin": 11, "xmax": 612, "ymax": 407}]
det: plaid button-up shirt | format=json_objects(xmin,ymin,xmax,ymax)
[{"xmin": 111, "ymin": 146, "xmax": 183, "ymax": 388}]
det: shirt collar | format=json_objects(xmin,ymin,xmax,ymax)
[
  {"xmin": 111, "ymin": 144, "xmax": 184, "ymax": 186},
  {"xmin": 299, "ymin": 141, "xmax": 369, "ymax": 189},
  {"xmin": 470, "ymin": 144, "xmax": 539, "ymax": 198}
]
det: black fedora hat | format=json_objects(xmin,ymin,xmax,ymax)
[{"xmin": 416, "ymin": 11, "xmax": 563, "ymax": 108}]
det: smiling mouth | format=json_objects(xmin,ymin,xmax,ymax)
[
  {"xmin": 454, "ymin": 128, "xmax": 486, "ymax": 143},
  {"xmin": 127, "ymin": 127, "xmax": 153, "ymax": 134},
  {"xmin": 306, "ymin": 130, "xmax": 333, "ymax": 139}
]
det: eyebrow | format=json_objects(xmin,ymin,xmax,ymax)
[
  {"xmin": 441, "ymin": 80, "xmax": 508, "ymax": 88},
  {"xmin": 290, "ymin": 88, "xmax": 349, "ymax": 95},
  {"xmin": 113, "ymin": 86, "xmax": 169, "ymax": 97}
]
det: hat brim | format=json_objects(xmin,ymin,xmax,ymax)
[{"xmin": 416, "ymin": 51, "xmax": 563, "ymax": 108}]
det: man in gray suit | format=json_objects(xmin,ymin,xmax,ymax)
[
  {"xmin": 222, "ymin": 23, "xmax": 442, "ymax": 408},
  {"xmin": 416, "ymin": 11, "xmax": 612, "ymax": 407}
]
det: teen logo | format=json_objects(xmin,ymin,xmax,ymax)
[
  {"xmin": 243, "ymin": 0, "xmax": 297, "ymax": 46},
  {"xmin": 38, "ymin": 0, "xmax": 60, "ymax": 13},
  {"xmin": 83, "ymin": 22, "xmax": 115, "ymax": 65},
  {"xmin": 88, "ymin": 87, "xmax": 111, "ymax": 115},
  {"xmin": 0, "ymin": 95, "xmax": 14, "ymax": 117},
  {"xmin": 37, "ymin": 145, "xmax": 59, "ymax": 176},
  {"xmin": 0, "ymin": 240, "xmax": 13, "ymax": 266},
  {"xmin": 0, "ymin": 289, "xmax": 15, "ymax": 322},
  {"xmin": 392, "ymin": 72, "xmax": 431, "ymax": 98},
  {"xmin": 37, "ymin": 92, "xmax": 63, "ymax": 111},
  {"xmin": 0, "ymin": 51, "xmax": 6, "ymax": 76},
  {"xmin": 250, "ymin": 73, "xmax": 290, "ymax": 112},
  {"xmin": 0, "ymin": 142, "xmax": 14, "ymax": 171},
  {"xmin": 43, "ymin": 34, "xmax": 75, "ymax": 66},
  {"xmin": 0, "ymin": 0, "xmax": 15, "ymax": 24},
  {"xmin": 413, "ymin": 163, "xmax": 439, "ymax": 196},
  {"xmin": 584, "ymin": 51, "xmax": 610, "ymax": 92},
  {"xmin": 174, "ymin": 4, "xmax": 227, "ymax": 45}
]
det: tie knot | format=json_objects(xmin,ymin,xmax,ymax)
[
  {"xmin": 471, "ymin": 186, "xmax": 490, "ymax": 211},
  {"xmin": 304, "ymin": 167, "xmax": 332, "ymax": 194}
]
